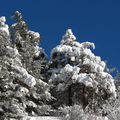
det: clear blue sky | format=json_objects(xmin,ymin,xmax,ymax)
[{"xmin": 0, "ymin": 0, "xmax": 120, "ymax": 70}]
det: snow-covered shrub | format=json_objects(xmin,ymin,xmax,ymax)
[
  {"xmin": 60, "ymin": 105, "xmax": 108, "ymax": 120},
  {"xmin": 60, "ymin": 105, "xmax": 85, "ymax": 120}
]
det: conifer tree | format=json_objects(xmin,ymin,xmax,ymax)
[
  {"xmin": 48, "ymin": 29, "xmax": 116, "ymax": 111},
  {"xmin": 0, "ymin": 12, "xmax": 52, "ymax": 119},
  {"xmin": 10, "ymin": 11, "xmax": 47, "ymax": 80}
]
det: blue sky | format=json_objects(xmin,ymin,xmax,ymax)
[{"xmin": 0, "ymin": 0, "xmax": 120, "ymax": 70}]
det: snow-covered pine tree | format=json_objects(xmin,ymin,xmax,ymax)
[
  {"xmin": 48, "ymin": 29, "xmax": 116, "ymax": 112},
  {"xmin": 0, "ymin": 12, "xmax": 52, "ymax": 119},
  {"xmin": 10, "ymin": 11, "xmax": 48, "ymax": 80}
]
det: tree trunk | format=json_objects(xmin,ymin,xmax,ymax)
[{"xmin": 68, "ymin": 85, "xmax": 72, "ymax": 106}]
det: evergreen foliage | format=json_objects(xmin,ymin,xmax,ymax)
[
  {"xmin": 0, "ymin": 11, "xmax": 52, "ymax": 119},
  {"xmin": 0, "ymin": 12, "xmax": 119, "ymax": 120}
]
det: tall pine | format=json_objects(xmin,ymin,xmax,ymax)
[{"xmin": 0, "ymin": 12, "xmax": 52, "ymax": 119}]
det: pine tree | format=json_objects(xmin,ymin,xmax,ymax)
[
  {"xmin": 0, "ymin": 12, "xmax": 52, "ymax": 119},
  {"xmin": 48, "ymin": 29, "xmax": 116, "ymax": 111},
  {"xmin": 10, "ymin": 11, "xmax": 47, "ymax": 80}
]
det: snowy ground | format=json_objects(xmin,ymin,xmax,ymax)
[{"xmin": 10, "ymin": 116, "xmax": 62, "ymax": 120}]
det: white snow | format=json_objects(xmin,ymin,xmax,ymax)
[
  {"xmin": 50, "ymin": 29, "xmax": 116, "ymax": 98},
  {"xmin": 18, "ymin": 116, "xmax": 61, "ymax": 120},
  {"xmin": 6, "ymin": 46, "xmax": 36, "ymax": 87},
  {"xmin": 13, "ymin": 65, "xmax": 36, "ymax": 87},
  {"xmin": 0, "ymin": 16, "xmax": 6, "ymax": 24},
  {"xmin": 0, "ymin": 16, "xmax": 9, "ymax": 36},
  {"xmin": 34, "ymin": 45, "xmax": 40, "ymax": 57},
  {"xmin": 81, "ymin": 41, "xmax": 95, "ymax": 49},
  {"xmin": 33, "ymin": 45, "xmax": 46, "ymax": 58},
  {"xmin": 61, "ymin": 29, "xmax": 76, "ymax": 44},
  {"xmin": 50, "ymin": 63, "xmax": 116, "ymax": 97},
  {"xmin": 27, "ymin": 30, "xmax": 40, "ymax": 40},
  {"xmin": 52, "ymin": 38, "xmax": 106, "ymax": 73}
]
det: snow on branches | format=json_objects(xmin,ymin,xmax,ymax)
[{"xmin": 49, "ymin": 29, "xmax": 116, "ymax": 99}]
